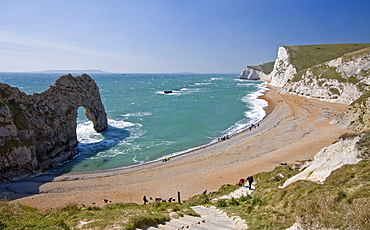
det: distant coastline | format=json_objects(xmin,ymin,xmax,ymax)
[{"xmin": 32, "ymin": 69, "xmax": 112, "ymax": 74}]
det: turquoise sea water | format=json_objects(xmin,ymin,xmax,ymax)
[{"xmin": 0, "ymin": 73, "xmax": 267, "ymax": 173}]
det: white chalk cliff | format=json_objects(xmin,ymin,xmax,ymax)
[
  {"xmin": 260, "ymin": 46, "xmax": 370, "ymax": 104},
  {"xmin": 333, "ymin": 91, "xmax": 370, "ymax": 133},
  {"xmin": 239, "ymin": 66, "xmax": 267, "ymax": 80},
  {"xmin": 281, "ymin": 136, "xmax": 363, "ymax": 188},
  {"xmin": 263, "ymin": 46, "xmax": 297, "ymax": 86},
  {"xmin": 240, "ymin": 44, "xmax": 370, "ymax": 230}
]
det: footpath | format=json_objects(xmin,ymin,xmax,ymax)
[{"xmin": 137, "ymin": 185, "xmax": 253, "ymax": 230}]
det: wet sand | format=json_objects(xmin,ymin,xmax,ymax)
[{"xmin": 7, "ymin": 85, "xmax": 349, "ymax": 209}]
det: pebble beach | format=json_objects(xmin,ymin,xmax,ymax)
[{"xmin": 5, "ymin": 85, "xmax": 349, "ymax": 209}]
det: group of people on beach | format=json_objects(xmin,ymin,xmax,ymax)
[
  {"xmin": 143, "ymin": 195, "xmax": 175, "ymax": 204},
  {"xmin": 217, "ymin": 123, "xmax": 260, "ymax": 143},
  {"xmin": 248, "ymin": 123, "xmax": 260, "ymax": 131},
  {"xmin": 218, "ymin": 135, "xmax": 230, "ymax": 141},
  {"xmin": 162, "ymin": 157, "xmax": 170, "ymax": 162},
  {"xmin": 238, "ymin": 176, "xmax": 254, "ymax": 190}
]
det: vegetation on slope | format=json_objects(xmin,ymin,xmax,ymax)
[
  {"xmin": 0, "ymin": 201, "xmax": 198, "ymax": 230},
  {"xmin": 188, "ymin": 147, "xmax": 370, "ymax": 229},
  {"xmin": 286, "ymin": 43, "xmax": 370, "ymax": 73},
  {"xmin": 1, "ymin": 147, "xmax": 369, "ymax": 229},
  {"xmin": 249, "ymin": 61, "xmax": 275, "ymax": 75},
  {"xmin": 350, "ymin": 87, "xmax": 370, "ymax": 106},
  {"xmin": 289, "ymin": 45, "xmax": 370, "ymax": 96}
]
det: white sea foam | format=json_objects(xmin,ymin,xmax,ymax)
[
  {"xmin": 237, "ymin": 83, "xmax": 254, "ymax": 86},
  {"xmin": 76, "ymin": 119, "xmax": 137, "ymax": 144},
  {"xmin": 122, "ymin": 112, "xmax": 152, "ymax": 117},
  {"xmin": 76, "ymin": 121, "xmax": 104, "ymax": 144},
  {"xmin": 223, "ymin": 85, "xmax": 268, "ymax": 136},
  {"xmin": 194, "ymin": 82, "xmax": 212, "ymax": 86}
]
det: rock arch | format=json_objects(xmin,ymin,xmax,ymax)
[{"xmin": 0, "ymin": 74, "xmax": 108, "ymax": 182}]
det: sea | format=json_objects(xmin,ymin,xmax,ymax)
[{"xmin": 0, "ymin": 72, "xmax": 268, "ymax": 173}]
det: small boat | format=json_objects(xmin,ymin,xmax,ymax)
[{"xmin": 164, "ymin": 90, "xmax": 173, "ymax": 94}]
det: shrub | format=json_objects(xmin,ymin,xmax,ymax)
[
  {"xmin": 229, "ymin": 197, "xmax": 240, "ymax": 206},
  {"xmin": 216, "ymin": 199, "xmax": 227, "ymax": 207}
]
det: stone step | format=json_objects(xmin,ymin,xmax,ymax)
[
  {"xmin": 137, "ymin": 206, "xmax": 247, "ymax": 230},
  {"xmin": 186, "ymin": 226, "xmax": 209, "ymax": 230},
  {"xmin": 140, "ymin": 226, "xmax": 161, "ymax": 230},
  {"xmin": 171, "ymin": 217, "xmax": 199, "ymax": 227},
  {"xmin": 179, "ymin": 215, "xmax": 205, "ymax": 224},
  {"xmin": 157, "ymin": 221, "xmax": 186, "ymax": 230}
]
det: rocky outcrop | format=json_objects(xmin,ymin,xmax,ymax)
[
  {"xmin": 281, "ymin": 136, "xmax": 363, "ymax": 188},
  {"xmin": 0, "ymin": 74, "xmax": 108, "ymax": 182},
  {"xmin": 255, "ymin": 45, "xmax": 370, "ymax": 104},
  {"xmin": 266, "ymin": 46, "xmax": 297, "ymax": 85},
  {"xmin": 333, "ymin": 91, "xmax": 370, "ymax": 132},
  {"xmin": 239, "ymin": 66, "xmax": 266, "ymax": 80},
  {"xmin": 239, "ymin": 62, "xmax": 274, "ymax": 81},
  {"xmin": 280, "ymin": 48, "xmax": 370, "ymax": 104}
]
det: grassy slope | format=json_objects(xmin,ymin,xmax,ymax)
[
  {"xmin": 290, "ymin": 45, "xmax": 370, "ymax": 90},
  {"xmin": 286, "ymin": 43, "xmax": 370, "ymax": 72},
  {"xmin": 1, "ymin": 140, "xmax": 369, "ymax": 229},
  {"xmin": 188, "ymin": 155, "xmax": 370, "ymax": 229},
  {"xmin": 0, "ymin": 201, "xmax": 199, "ymax": 230},
  {"xmin": 249, "ymin": 61, "xmax": 275, "ymax": 75}
]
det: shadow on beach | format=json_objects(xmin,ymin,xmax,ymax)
[{"xmin": 0, "ymin": 125, "xmax": 130, "ymax": 202}]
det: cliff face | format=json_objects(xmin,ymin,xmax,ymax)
[
  {"xmin": 239, "ymin": 62, "xmax": 274, "ymax": 81},
  {"xmin": 264, "ymin": 46, "xmax": 297, "ymax": 85},
  {"xmin": 333, "ymin": 91, "xmax": 370, "ymax": 132},
  {"xmin": 239, "ymin": 67, "xmax": 266, "ymax": 80},
  {"xmin": 282, "ymin": 135, "xmax": 363, "ymax": 188},
  {"xmin": 281, "ymin": 48, "xmax": 370, "ymax": 104},
  {"xmin": 260, "ymin": 45, "xmax": 370, "ymax": 104},
  {"xmin": 0, "ymin": 74, "xmax": 108, "ymax": 182}
]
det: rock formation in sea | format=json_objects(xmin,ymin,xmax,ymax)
[{"xmin": 0, "ymin": 74, "xmax": 108, "ymax": 182}]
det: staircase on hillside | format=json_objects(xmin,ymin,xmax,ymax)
[{"xmin": 137, "ymin": 205, "xmax": 247, "ymax": 230}]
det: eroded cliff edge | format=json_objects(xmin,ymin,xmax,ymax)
[
  {"xmin": 257, "ymin": 43, "xmax": 370, "ymax": 104},
  {"xmin": 0, "ymin": 74, "xmax": 108, "ymax": 182},
  {"xmin": 239, "ymin": 43, "xmax": 370, "ymax": 185}
]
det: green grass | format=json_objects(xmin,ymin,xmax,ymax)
[
  {"xmin": 188, "ymin": 155, "xmax": 370, "ymax": 229},
  {"xmin": 1, "ymin": 131, "xmax": 369, "ymax": 229},
  {"xmin": 286, "ymin": 43, "xmax": 370, "ymax": 72},
  {"xmin": 1, "ymin": 159, "xmax": 369, "ymax": 230},
  {"xmin": 350, "ymin": 88, "xmax": 370, "ymax": 106},
  {"xmin": 249, "ymin": 61, "xmax": 275, "ymax": 75},
  {"xmin": 0, "ymin": 201, "xmax": 198, "ymax": 230}
]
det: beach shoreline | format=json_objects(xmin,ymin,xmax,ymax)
[
  {"xmin": 46, "ymin": 84, "xmax": 273, "ymax": 182},
  {"xmin": 2, "ymin": 85, "xmax": 349, "ymax": 209}
]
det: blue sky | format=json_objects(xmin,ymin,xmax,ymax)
[{"xmin": 0, "ymin": 0, "xmax": 369, "ymax": 73}]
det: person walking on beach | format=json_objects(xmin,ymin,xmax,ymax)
[{"xmin": 246, "ymin": 176, "xmax": 254, "ymax": 190}]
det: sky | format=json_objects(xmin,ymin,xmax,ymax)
[{"xmin": 0, "ymin": 0, "xmax": 369, "ymax": 73}]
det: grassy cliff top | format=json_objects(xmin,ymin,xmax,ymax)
[
  {"xmin": 286, "ymin": 43, "xmax": 370, "ymax": 72},
  {"xmin": 249, "ymin": 61, "xmax": 275, "ymax": 74}
]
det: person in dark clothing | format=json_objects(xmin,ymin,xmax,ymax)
[
  {"xmin": 246, "ymin": 176, "xmax": 254, "ymax": 190},
  {"xmin": 143, "ymin": 195, "xmax": 149, "ymax": 204}
]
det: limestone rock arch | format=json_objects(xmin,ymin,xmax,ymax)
[{"xmin": 0, "ymin": 74, "xmax": 108, "ymax": 182}]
